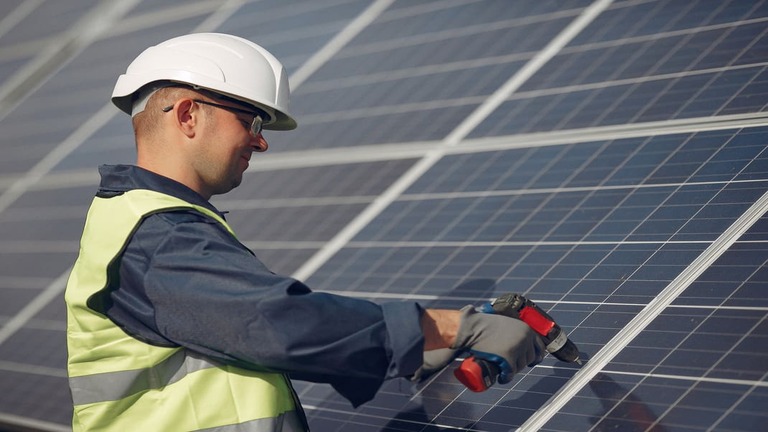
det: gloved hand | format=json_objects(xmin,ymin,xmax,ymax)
[
  {"xmin": 451, "ymin": 305, "xmax": 545, "ymax": 383},
  {"xmin": 411, "ymin": 348, "xmax": 459, "ymax": 382}
]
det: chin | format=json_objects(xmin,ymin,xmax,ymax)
[
  {"xmin": 211, "ymin": 179, "xmax": 241, "ymax": 196},
  {"xmin": 229, "ymin": 177, "xmax": 243, "ymax": 191}
]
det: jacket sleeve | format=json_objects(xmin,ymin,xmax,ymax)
[{"xmin": 106, "ymin": 210, "xmax": 425, "ymax": 405}]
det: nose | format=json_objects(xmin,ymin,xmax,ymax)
[{"xmin": 251, "ymin": 133, "xmax": 268, "ymax": 152}]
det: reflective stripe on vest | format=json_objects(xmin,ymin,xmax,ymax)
[{"xmin": 66, "ymin": 189, "xmax": 306, "ymax": 431}]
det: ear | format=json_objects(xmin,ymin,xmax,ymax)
[{"xmin": 172, "ymin": 99, "xmax": 197, "ymax": 139}]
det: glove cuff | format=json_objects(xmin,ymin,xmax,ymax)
[{"xmin": 450, "ymin": 305, "xmax": 479, "ymax": 350}]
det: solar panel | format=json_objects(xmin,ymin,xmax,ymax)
[{"xmin": 0, "ymin": 1, "xmax": 766, "ymax": 431}]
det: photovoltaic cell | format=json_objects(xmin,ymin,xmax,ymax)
[
  {"xmin": 268, "ymin": 3, "xmax": 581, "ymax": 151},
  {"xmin": 543, "ymin": 236, "xmax": 768, "ymax": 431},
  {"xmin": 221, "ymin": 159, "xmax": 417, "ymax": 201},
  {"xmin": 215, "ymin": 0, "xmax": 375, "ymax": 71},
  {"xmin": 0, "ymin": 0, "xmax": 98, "ymax": 47},
  {"xmin": 469, "ymin": 1, "xmax": 768, "ymax": 138},
  {"xmin": 301, "ymin": 125, "xmax": 768, "ymax": 429}
]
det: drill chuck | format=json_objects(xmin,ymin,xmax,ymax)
[{"xmin": 490, "ymin": 293, "xmax": 581, "ymax": 364}]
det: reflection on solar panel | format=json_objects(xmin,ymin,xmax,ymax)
[{"xmin": 0, "ymin": 0, "xmax": 766, "ymax": 431}]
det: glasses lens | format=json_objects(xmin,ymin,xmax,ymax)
[{"xmin": 250, "ymin": 116, "xmax": 263, "ymax": 137}]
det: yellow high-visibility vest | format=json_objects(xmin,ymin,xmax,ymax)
[{"xmin": 66, "ymin": 189, "xmax": 305, "ymax": 431}]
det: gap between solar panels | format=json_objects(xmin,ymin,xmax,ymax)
[
  {"xmin": 0, "ymin": 3, "xmax": 255, "ymax": 368},
  {"xmin": 18, "ymin": 110, "xmax": 768, "ymax": 198},
  {"xmin": 517, "ymin": 189, "xmax": 768, "ymax": 431},
  {"xmin": 0, "ymin": 412, "xmax": 69, "ymax": 432},
  {"xmin": 291, "ymin": 0, "xmax": 615, "ymax": 281},
  {"xmin": 0, "ymin": 0, "xmax": 394, "ymax": 372},
  {"xmin": 0, "ymin": 0, "xmax": 141, "ymax": 121}
]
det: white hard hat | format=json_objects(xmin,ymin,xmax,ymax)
[{"xmin": 111, "ymin": 33, "xmax": 297, "ymax": 130}]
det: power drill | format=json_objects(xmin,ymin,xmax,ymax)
[{"xmin": 453, "ymin": 293, "xmax": 582, "ymax": 392}]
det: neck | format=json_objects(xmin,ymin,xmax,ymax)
[{"xmin": 136, "ymin": 151, "xmax": 212, "ymax": 200}]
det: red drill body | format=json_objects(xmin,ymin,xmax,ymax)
[{"xmin": 454, "ymin": 293, "xmax": 582, "ymax": 392}]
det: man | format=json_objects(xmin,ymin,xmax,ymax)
[{"xmin": 65, "ymin": 33, "xmax": 544, "ymax": 431}]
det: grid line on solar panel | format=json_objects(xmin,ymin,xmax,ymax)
[
  {"xmin": 0, "ymin": 241, "xmax": 76, "ymax": 254},
  {"xmin": 0, "ymin": 1, "xmax": 33, "ymax": 43},
  {"xmin": 293, "ymin": 5, "xmax": 582, "ymax": 118},
  {"xmin": 4, "ymin": 1, "xmax": 768, "ymax": 430},
  {"xmin": 0, "ymin": 10, "xmax": 396, "ymax": 428},
  {"xmin": 473, "ymin": 68, "xmax": 768, "ymax": 137},
  {"xmin": 521, "ymin": 188, "xmax": 768, "ymax": 431},
  {"xmin": 568, "ymin": 14, "xmax": 768, "ymax": 56},
  {"xmin": 572, "ymin": 0, "xmax": 768, "ymax": 46},
  {"xmin": 0, "ymin": 4, "xmax": 400, "ymax": 428},
  {"xmin": 673, "ymin": 242, "xmax": 768, "ymax": 308},
  {"xmin": 464, "ymin": 2, "xmax": 768, "ymax": 138},
  {"xmin": 284, "ymin": 3, "xmax": 768, "ymax": 142},
  {"xmin": 353, "ymin": 177, "xmax": 767, "ymax": 246},
  {"xmin": 316, "ymin": 4, "xmax": 581, "ymax": 76},
  {"xmin": 43, "ymin": 111, "xmax": 768, "ymax": 191},
  {"xmin": 414, "ymin": 127, "xmax": 768, "ymax": 193},
  {"xmin": 375, "ymin": 0, "xmax": 593, "ymax": 38},
  {"xmin": 604, "ymin": 239, "xmax": 768, "ymax": 388},
  {"xmin": 0, "ymin": 327, "xmax": 65, "ymax": 370},
  {"xmin": 110, "ymin": 1, "xmax": 243, "ymax": 37},
  {"xmin": 499, "ymin": 61, "xmax": 768, "ymax": 103},
  {"xmin": 539, "ymin": 373, "xmax": 766, "ymax": 432},
  {"xmin": 294, "ymin": 292, "xmax": 764, "ymax": 430},
  {"xmin": 544, "ymin": 350, "xmax": 768, "ymax": 430},
  {"xmin": 292, "ymin": 296, "xmax": 760, "ymax": 430},
  {"xmin": 0, "ymin": 1, "xmax": 144, "ymax": 124},
  {"xmin": 286, "ymin": 2, "xmax": 607, "ymax": 278},
  {"xmin": 286, "ymin": 0, "xmax": 611, "ymax": 275},
  {"xmin": 297, "ymin": 118, "xmax": 768, "ymax": 430},
  {"xmin": 294, "ymin": 62, "xmax": 766, "ymax": 136},
  {"xmin": 610, "ymin": 309, "xmax": 767, "ymax": 379},
  {"xmin": 0, "ymin": 372, "xmax": 71, "ymax": 427},
  {"xmin": 309, "ymin": 242, "xmax": 708, "ymax": 304},
  {"xmin": 0, "ymin": 359, "xmax": 64, "ymax": 380},
  {"xmin": 526, "ymin": 17, "xmax": 768, "ymax": 91},
  {"xmin": 296, "ymin": 63, "xmax": 519, "ymax": 115},
  {"xmin": 0, "ymin": 0, "xmax": 98, "ymax": 48},
  {"xmin": 219, "ymin": 0, "xmax": 378, "ymax": 64}
]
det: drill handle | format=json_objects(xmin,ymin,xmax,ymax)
[{"xmin": 454, "ymin": 356, "xmax": 500, "ymax": 392}]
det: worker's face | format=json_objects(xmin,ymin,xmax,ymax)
[{"xmin": 193, "ymin": 99, "xmax": 268, "ymax": 196}]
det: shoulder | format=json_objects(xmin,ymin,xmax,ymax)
[
  {"xmin": 151, "ymin": 208, "xmax": 221, "ymax": 226},
  {"xmin": 138, "ymin": 208, "xmax": 224, "ymax": 236},
  {"xmin": 130, "ymin": 208, "xmax": 241, "ymax": 255}
]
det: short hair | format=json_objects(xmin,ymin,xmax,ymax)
[{"xmin": 132, "ymin": 86, "xmax": 212, "ymax": 142}]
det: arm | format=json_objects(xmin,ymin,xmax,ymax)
[
  {"xmin": 109, "ymin": 210, "xmax": 543, "ymax": 402},
  {"xmin": 107, "ymin": 210, "xmax": 424, "ymax": 382}
]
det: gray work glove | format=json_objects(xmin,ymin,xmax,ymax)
[
  {"xmin": 411, "ymin": 348, "xmax": 459, "ymax": 382},
  {"xmin": 452, "ymin": 305, "xmax": 545, "ymax": 384}
]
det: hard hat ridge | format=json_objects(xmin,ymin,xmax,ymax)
[{"xmin": 111, "ymin": 33, "xmax": 297, "ymax": 130}]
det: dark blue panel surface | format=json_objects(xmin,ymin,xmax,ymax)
[
  {"xmin": 543, "ymin": 224, "xmax": 768, "ymax": 431},
  {"xmin": 411, "ymin": 128, "xmax": 768, "ymax": 193},
  {"xmin": 0, "ymin": 0, "xmax": 99, "ymax": 47},
  {"xmin": 217, "ymin": 0, "xmax": 373, "ymax": 67},
  {"xmin": 0, "ymin": 372, "xmax": 71, "ymax": 426},
  {"xmin": 472, "ymin": 0, "xmax": 768, "ymax": 138},
  {"xmin": 0, "ymin": 328, "xmax": 66, "ymax": 370},
  {"xmin": 267, "ymin": 103, "xmax": 476, "ymax": 151}
]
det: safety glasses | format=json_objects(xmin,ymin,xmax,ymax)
[{"xmin": 162, "ymin": 99, "xmax": 264, "ymax": 137}]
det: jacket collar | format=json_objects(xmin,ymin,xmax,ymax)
[{"xmin": 97, "ymin": 164, "xmax": 225, "ymax": 218}]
